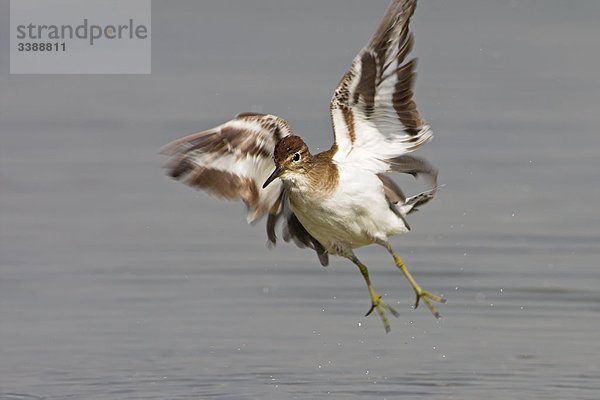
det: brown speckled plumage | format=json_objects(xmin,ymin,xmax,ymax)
[{"xmin": 161, "ymin": 0, "xmax": 445, "ymax": 330}]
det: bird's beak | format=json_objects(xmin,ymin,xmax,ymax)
[{"xmin": 262, "ymin": 165, "xmax": 284, "ymax": 188}]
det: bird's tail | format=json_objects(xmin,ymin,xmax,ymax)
[{"xmin": 400, "ymin": 185, "xmax": 443, "ymax": 215}]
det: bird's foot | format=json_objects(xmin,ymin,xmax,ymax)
[
  {"xmin": 365, "ymin": 293, "xmax": 400, "ymax": 333},
  {"xmin": 413, "ymin": 287, "xmax": 446, "ymax": 319}
]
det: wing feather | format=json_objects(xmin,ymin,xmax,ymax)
[
  {"xmin": 161, "ymin": 113, "xmax": 329, "ymax": 265},
  {"xmin": 161, "ymin": 113, "xmax": 291, "ymax": 223},
  {"xmin": 330, "ymin": 0, "xmax": 432, "ymax": 172}
]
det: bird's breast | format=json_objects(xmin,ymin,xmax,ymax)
[{"xmin": 287, "ymin": 166, "xmax": 409, "ymax": 252}]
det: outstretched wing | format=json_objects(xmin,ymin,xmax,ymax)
[
  {"xmin": 160, "ymin": 113, "xmax": 292, "ymax": 223},
  {"xmin": 161, "ymin": 112, "xmax": 329, "ymax": 265},
  {"xmin": 330, "ymin": 0, "xmax": 432, "ymax": 172}
]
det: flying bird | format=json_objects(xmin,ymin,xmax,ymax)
[{"xmin": 161, "ymin": 0, "xmax": 444, "ymax": 332}]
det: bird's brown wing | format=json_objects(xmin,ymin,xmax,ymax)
[
  {"xmin": 330, "ymin": 0, "xmax": 432, "ymax": 172},
  {"xmin": 161, "ymin": 113, "xmax": 291, "ymax": 223},
  {"xmin": 161, "ymin": 112, "xmax": 328, "ymax": 264}
]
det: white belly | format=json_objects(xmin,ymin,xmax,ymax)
[{"xmin": 287, "ymin": 167, "xmax": 408, "ymax": 255}]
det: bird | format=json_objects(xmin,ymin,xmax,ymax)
[{"xmin": 161, "ymin": 0, "xmax": 445, "ymax": 332}]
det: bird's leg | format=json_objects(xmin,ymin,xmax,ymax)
[
  {"xmin": 348, "ymin": 255, "xmax": 399, "ymax": 333},
  {"xmin": 380, "ymin": 241, "xmax": 446, "ymax": 318}
]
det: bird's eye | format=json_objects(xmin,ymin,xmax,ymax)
[{"xmin": 292, "ymin": 153, "xmax": 301, "ymax": 162}]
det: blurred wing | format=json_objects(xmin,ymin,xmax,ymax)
[
  {"xmin": 162, "ymin": 112, "xmax": 329, "ymax": 263},
  {"xmin": 160, "ymin": 113, "xmax": 292, "ymax": 223},
  {"xmin": 330, "ymin": 0, "xmax": 432, "ymax": 172}
]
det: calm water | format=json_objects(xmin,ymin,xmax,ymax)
[{"xmin": 1, "ymin": 1, "xmax": 599, "ymax": 399}]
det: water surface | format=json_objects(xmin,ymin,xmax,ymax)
[{"xmin": 1, "ymin": 1, "xmax": 599, "ymax": 399}]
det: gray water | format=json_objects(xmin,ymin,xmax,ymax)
[{"xmin": 2, "ymin": 1, "xmax": 600, "ymax": 399}]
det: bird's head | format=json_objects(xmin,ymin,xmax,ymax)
[{"xmin": 263, "ymin": 135, "xmax": 312, "ymax": 188}]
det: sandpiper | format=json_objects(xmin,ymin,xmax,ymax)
[{"xmin": 161, "ymin": 0, "xmax": 445, "ymax": 332}]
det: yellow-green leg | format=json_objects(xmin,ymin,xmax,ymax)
[
  {"xmin": 381, "ymin": 242, "xmax": 446, "ymax": 318},
  {"xmin": 348, "ymin": 255, "xmax": 399, "ymax": 333}
]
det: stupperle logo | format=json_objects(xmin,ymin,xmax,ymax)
[{"xmin": 10, "ymin": 0, "xmax": 151, "ymax": 74}]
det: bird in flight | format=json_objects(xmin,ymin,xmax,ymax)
[{"xmin": 161, "ymin": 0, "xmax": 445, "ymax": 332}]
